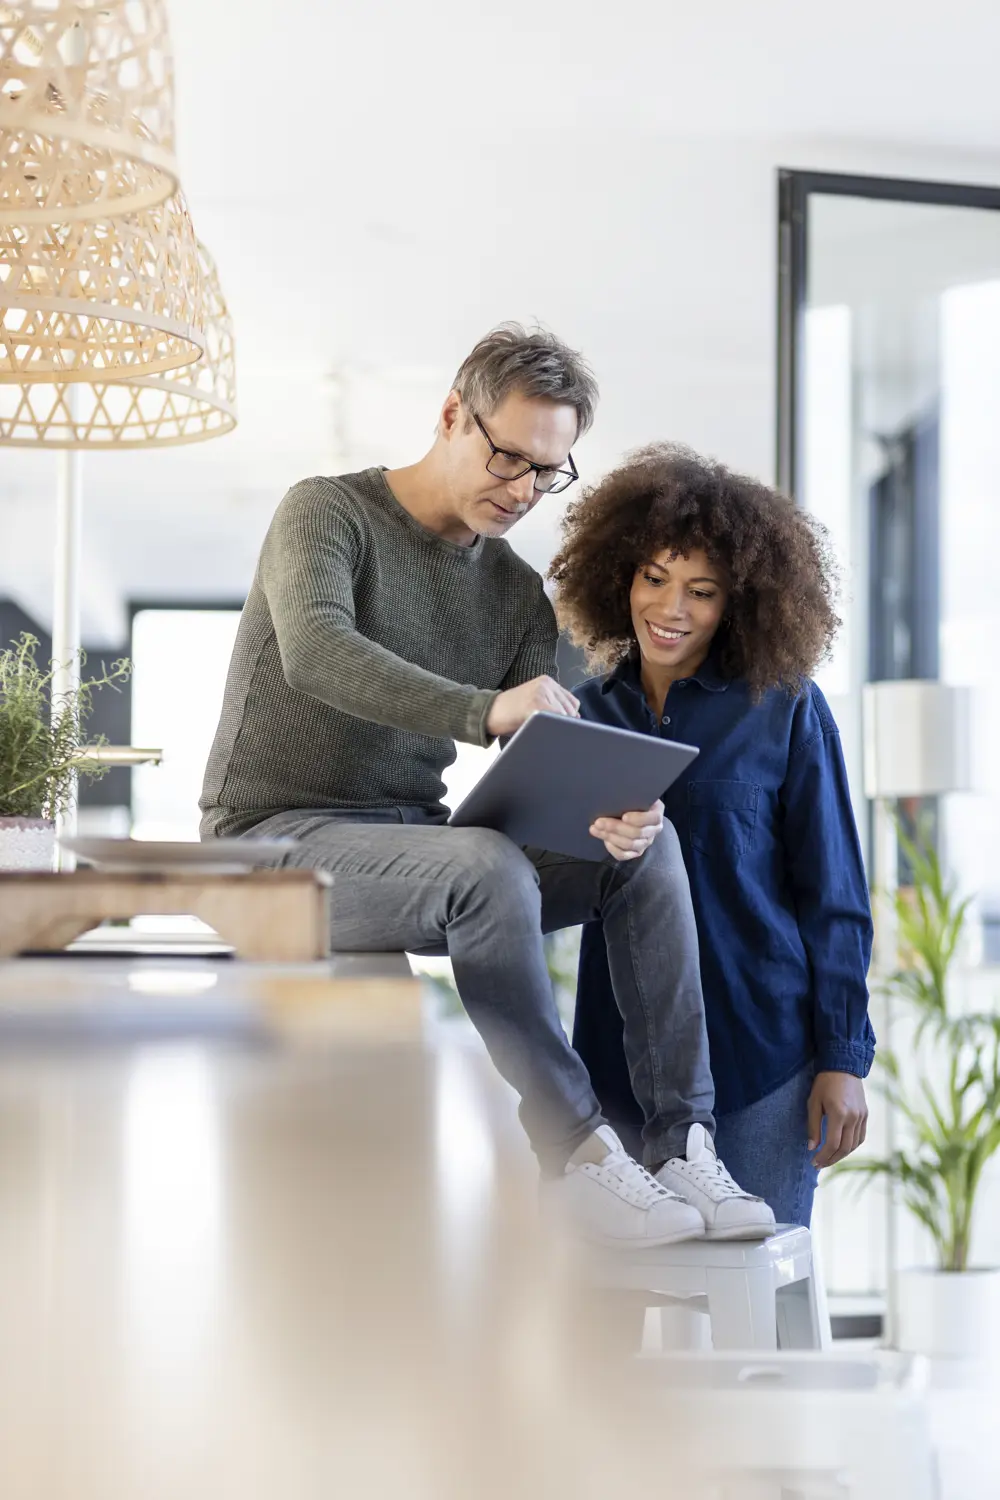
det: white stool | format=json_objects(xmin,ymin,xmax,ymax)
[
  {"xmin": 590, "ymin": 1226, "xmax": 831, "ymax": 1352},
  {"xmin": 327, "ymin": 951, "xmax": 413, "ymax": 979},
  {"xmin": 327, "ymin": 946, "xmax": 450, "ymax": 980},
  {"xmin": 640, "ymin": 1351, "xmax": 937, "ymax": 1500}
]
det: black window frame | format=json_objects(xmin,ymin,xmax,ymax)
[
  {"xmin": 775, "ymin": 168, "xmax": 1000, "ymax": 501},
  {"xmin": 775, "ymin": 168, "xmax": 1000, "ymax": 866}
]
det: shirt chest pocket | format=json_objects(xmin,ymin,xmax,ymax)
[{"xmin": 687, "ymin": 780, "xmax": 760, "ymax": 859}]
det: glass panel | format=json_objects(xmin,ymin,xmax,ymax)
[
  {"xmin": 130, "ymin": 608, "xmax": 242, "ymax": 842},
  {"xmin": 795, "ymin": 185, "xmax": 1000, "ymax": 1302},
  {"xmin": 940, "ymin": 277, "xmax": 1000, "ymax": 946},
  {"xmin": 800, "ymin": 192, "xmax": 1000, "ymax": 924}
]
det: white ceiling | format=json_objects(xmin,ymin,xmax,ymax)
[{"xmin": 4, "ymin": 0, "xmax": 1000, "ymax": 640}]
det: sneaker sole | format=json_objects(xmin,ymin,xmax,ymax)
[
  {"xmin": 582, "ymin": 1223, "xmax": 707, "ymax": 1250},
  {"xmin": 703, "ymin": 1223, "xmax": 777, "ymax": 1241}
]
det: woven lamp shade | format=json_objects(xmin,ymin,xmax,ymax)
[
  {"xmin": 0, "ymin": 0, "xmax": 177, "ymax": 225},
  {"xmin": 0, "ymin": 242, "xmax": 236, "ymax": 446},
  {"xmin": 0, "ymin": 187, "xmax": 205, "ymax": 382}
]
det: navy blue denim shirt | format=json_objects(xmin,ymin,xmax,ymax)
[{"xmin": 573, "ymin": 651, "xmax": 875, "ymax": 1116}]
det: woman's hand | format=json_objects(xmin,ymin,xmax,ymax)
[
  {"xmin": 807, "ymin": 1072, "xmax": 868, "ymax": 1167},
  {"xmin": 590, "ymin": 800, "xmax": 664, "ymax": 861}
]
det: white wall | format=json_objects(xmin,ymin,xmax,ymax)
[{"xmin": 5, "ymin": 136, "xmax": 1000, "ymax": 640}]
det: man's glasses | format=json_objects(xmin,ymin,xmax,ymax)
[{"xmin": 473, "ymin": 413, "xmax": 578, "ymax": 495}]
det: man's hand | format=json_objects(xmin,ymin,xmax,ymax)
[
  {"xmin": 807, "ymin": 1072, "xmax": 868, "ymax": 1168},
  {"xmin": 590, "ymin": 800, "xmax": 665, "ymax": 861},
  {"xmin": 485, "ymin": 676, "xmax": 580, "ymax": 738}
]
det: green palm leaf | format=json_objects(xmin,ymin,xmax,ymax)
[{"xmin": 840, "ymin": 816, "xmax": 999, "ymax": 1272}]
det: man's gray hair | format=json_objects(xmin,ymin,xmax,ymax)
[{"xmin": 451, "ymin": 323, "xmax": 599, "ymax": 438}]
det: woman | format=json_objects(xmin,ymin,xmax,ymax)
[{"xmin": 549, "ymin": 444, "xmax": 874, "ymax": 1228}]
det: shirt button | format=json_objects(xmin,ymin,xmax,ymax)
[{"xmin": 662, "ymin": 715, "xmax": 671, "ymax": 726}]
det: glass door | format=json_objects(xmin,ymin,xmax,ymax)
[
  {"xmin": 776, "ymin": 170, "xmax": 1000, "ymax": 1304},
  {"xmin": 777, "ymin": 170, "xmax": 1000, "ymax": 899}
]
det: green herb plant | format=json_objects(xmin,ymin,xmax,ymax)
[{"xmin": 0, "ymin": 633, "xmax": 131, "ymax": 821}]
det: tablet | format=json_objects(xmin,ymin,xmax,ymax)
[{"xmin": 447, "ymin": 712, "xmax": 699, "ymax": 861}]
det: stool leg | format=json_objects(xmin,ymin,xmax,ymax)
[
  {"xmin": 645, "ymin": 1300, "xmax": 712, "ymax": 1353},
  {"xmin": 575, "ymin": 1290, "xmax": 648, "ymax": 1362},
  {"xmin": 705, "ymin": 1267, "xmax": 777, "ymax": 1350},
  {"xmin": 775, "ymin": 1274, "xmax": 831, "ymax": 1350},
  {"xmin": 809, "ymin": 1235, "xmax": 834, "ymax": 1350}
]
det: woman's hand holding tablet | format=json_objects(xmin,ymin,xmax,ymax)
[{"xmin": 449, "ymin": 714, "xmax": 698, "ymax": 862}]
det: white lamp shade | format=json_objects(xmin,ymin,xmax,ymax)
[
  {"xmin": 0, "ymin": 242, "xmax": 236, "ymax": 447},
  {"xmin": 0, "ymin": 0, "xmax": 178, "ymax": 224},
  {"xmin": 0, "ymin": 189, "xmax": 205, "ymax": 382},
  {"xmin": 862, "ymin": 680, "xmax": 973, "ymax": 800}
]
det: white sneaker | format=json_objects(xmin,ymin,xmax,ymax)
[
  {"xmin": 656, "ymin": 1124, "xmax": 777, "ymax": 1241},
  {"xmin": 542, "ymin": 1125, "xmax": 706, "ymax": 1248}
]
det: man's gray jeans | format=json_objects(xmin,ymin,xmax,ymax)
[{"xmin": 248, "ymin": 807, "xmax": 715, "ymax": 1174}]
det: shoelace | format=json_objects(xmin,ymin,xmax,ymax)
[
  {"xmin": 675, "ymin": 1155, "xmax": 751, "ymax": 1202},
  {"xmin": 593, "ymin": 1151, "xmax": 686, "ymax": 1211}
]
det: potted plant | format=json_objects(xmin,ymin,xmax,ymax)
[
  {"xmin": 840, "ymin": 825, "xmax": 1000, "ymax": 1359},
  {"xmin": 0, "ymin": 633, "xmax": 130, "ymax": 871}
]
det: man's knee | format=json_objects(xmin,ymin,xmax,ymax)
[
  {"xmin": 447, "ymin": 828, "xmax": 540, "ymax": 910},
  {"xmin": 624, "ymin": 817, "xmax": 685, "ymax": 884}
]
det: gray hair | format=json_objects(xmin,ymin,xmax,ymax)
[{"xmin": 451, "ymin": 323, "xmax": 599, "ymax": 438}]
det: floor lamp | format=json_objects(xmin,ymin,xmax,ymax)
[
  {"xmin": 1, "ymin": 231, "xmax": 235, "ymax": 866},
  {"xmin": 1, "ymin": 4, "xmax": 197, "ymax": 862},
  {"xmin": 862, "ymin": 678, "xmax": 974, "ymax": 1345}
]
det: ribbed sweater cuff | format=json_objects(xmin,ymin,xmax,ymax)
[{"xmin": 464, "ymin": 690, "xmax": 499, "ymax": 748}]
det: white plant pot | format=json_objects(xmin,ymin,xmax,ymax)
[
  {"xmin": 0, "ymin": 817, "xmax": 56, "ymax": 871},
  {"xmin": 896, "ymin": 1266, "xmax": 1000, "ymax": 1361}
]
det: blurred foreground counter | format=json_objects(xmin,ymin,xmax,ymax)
[
  {"xmin": 0, "ymin": 959, "xmax": 656, "ymax": 1500},
  {"xmin": 0, "ymin": 959, "xmax": 939, "ymax": 1499}
]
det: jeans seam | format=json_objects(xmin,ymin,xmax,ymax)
[
  {"xmin": 712, "ymin": 1063, "xmax": 817, "ymax": 1226},
  {"xmin": 621, "ymin": 873, "xmax": 667, "ymax": 1125},
  {"xmin": 792, "ymin": 1150, "xmax": 816, "ymax": 1227},
  {"xmin": 791, "ymin": 1075, "xmax": 819, "ymax": 1224}
]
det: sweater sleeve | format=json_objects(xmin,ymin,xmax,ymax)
[
  {"xmin": 499, "ymin": 582, "xmax": 559, "ymax": 690},
  {"xmin": 259, "ymin": 478, "xmax": 498, "ymax": 746}
]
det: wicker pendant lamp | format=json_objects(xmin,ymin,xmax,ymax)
[
  {"xmin": 0, "ymin": 241, "xmax": 235, "ymax": 445},
  {"xmin": 0, "ymin": 187, "xmax": 205, "ymax": 382},
  {"xmin": 0, "ymin": 9, "xmax": 233, "ymax": 865},
  {"xmin": 0, "ymin": 227, "xmax": 233, "ymax": 865},
  {"xmin": 0, "ymin": 0, "xmax": 177, "ymax": 225}
]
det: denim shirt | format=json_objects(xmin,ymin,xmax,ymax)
[{"xmin": 574, "ymin": 652, "xmax": 875, "ymax": 1115}]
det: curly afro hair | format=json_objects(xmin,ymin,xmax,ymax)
[{"xmin": 549, "ymin": 443, "xmax": 841, "ymax": 697}]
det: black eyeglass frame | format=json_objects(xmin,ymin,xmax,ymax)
[{"xmin": 472, "ymin": 413, "xmax": 579, "ymax": 495}]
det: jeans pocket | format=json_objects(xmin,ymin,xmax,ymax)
[{"xmin": 687, "ymin": 780, "xmax": 759, "ymax": 858}]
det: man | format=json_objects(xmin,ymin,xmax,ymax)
[{"xmin": 201, "ymin": 324, "xmax": 766, "ymax": 1245}]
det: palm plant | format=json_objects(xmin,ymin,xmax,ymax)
[{"xmin": 840, "ymin": 823, "xmax": 1000, "ymax": 1272}]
